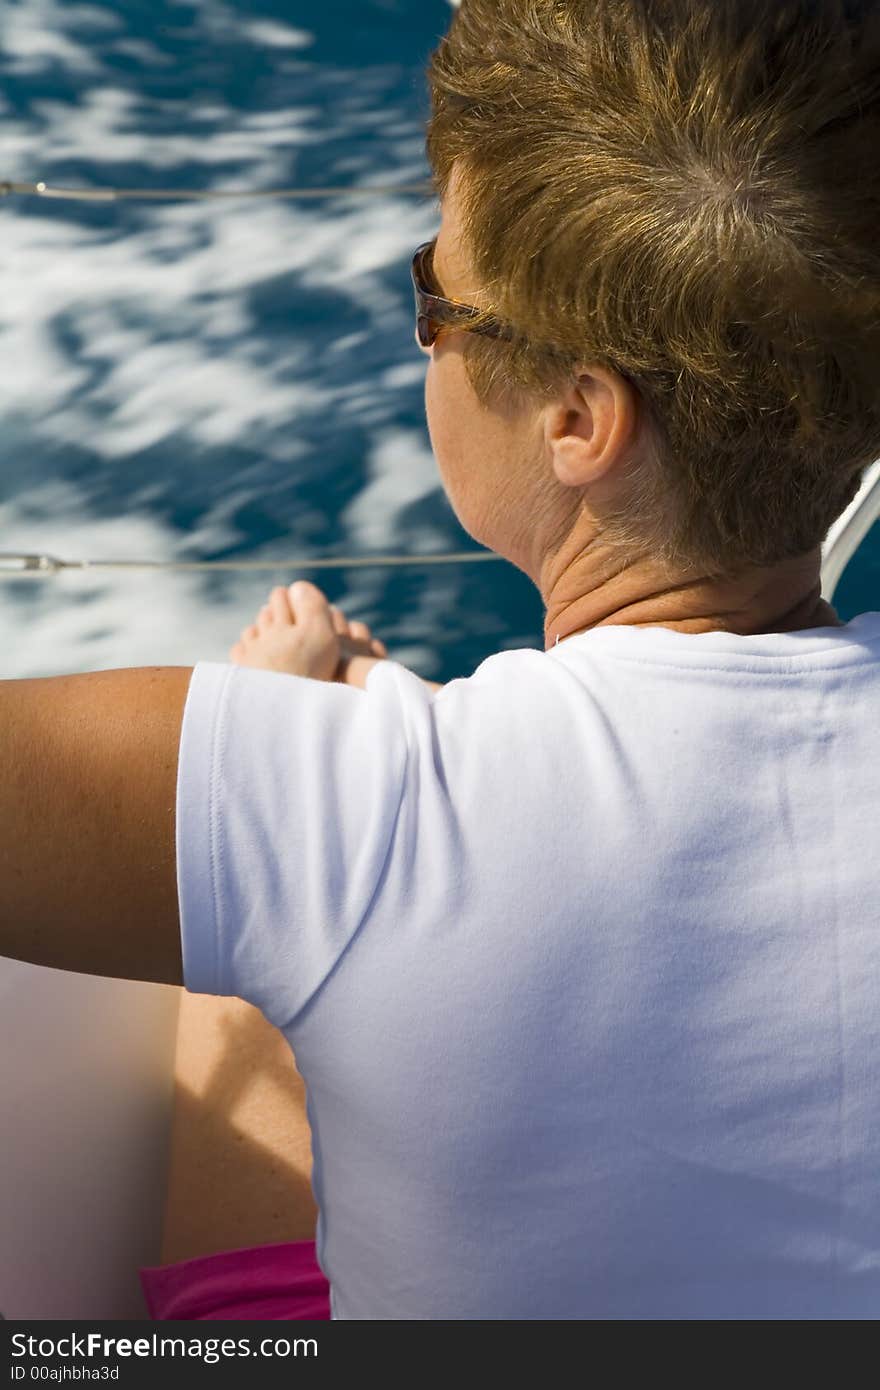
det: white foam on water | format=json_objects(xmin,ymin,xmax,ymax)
[
  {"xmin": 1, "ymin": 1, "xmax": 120, "ymax": 77},
  {"xmin": 0, "ymin": 189, "xmax": 436, "ymax": 451},
  {"xmin": 0, "ymin": 1, "xmax": 456, "ymax": 685},
  {"xmin": 243, "ymin": 18, "xmax": 314, "ymax": 50},
  {"xmin": 341, "ymin": 426, "xmax": 439, "ymax": 553}
]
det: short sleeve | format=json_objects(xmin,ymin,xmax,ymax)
[{"xmin": 175, "ymin": 661, "xmax": 410, "ymax": 1029}]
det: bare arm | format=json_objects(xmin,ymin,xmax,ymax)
[{"xmin": 0, "ymin": 667, "xmax": 191, "ymax": 986}]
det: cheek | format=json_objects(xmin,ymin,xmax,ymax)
[
  {"xmin": 425, "ymin": 349, "xmax": 509, "ymax": 549},
  {"xmin": 425, "ymin": 348, "xmax": 468, "ymax": 493}
]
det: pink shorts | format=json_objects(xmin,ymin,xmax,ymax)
[{"xmin": 139, "ymin": 1240, "xmax": 331, "ymax": 1320}]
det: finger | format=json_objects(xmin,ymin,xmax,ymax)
[
  {"xmin": 339, "ymin": 632, "xmax": 379, "ymax": 658},
  {"xmin": 349, "ymin": 620, "xmax": 372, "ymax": 642},
  {"xmin": 269, "ymin": 586, "xmax": 293, "ymax": 626},
  {"xmin": 371, "ymin": 639, "xmax": 388, "ymax": 657},
  {"xmin": 256, "ymin": 603, "xmax": 274, "ymax": 633},
  {"xmin": 289, "ymin": 578, "xmax": 330, "ymax": 605},
  {"xmin": 241, "ymin": 624, "xmax": 258, "ymax": 641},
  {"xmin": 328, "ymin": 604, "xmax": 351, "ymax": 637},
  {"xmin": 288, "ymin": 579, "xmax": 337, "ymax": 639}
]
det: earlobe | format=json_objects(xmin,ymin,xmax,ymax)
[{"xmin": 549, "ymin": 428, "xmax": 598, "ymax": 488}]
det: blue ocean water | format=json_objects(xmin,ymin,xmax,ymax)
[{"xmin": 0, "ymin": 0, "xmax": 875, "ymax": 684}]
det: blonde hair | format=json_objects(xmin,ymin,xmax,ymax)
[{"xmin": 426, "ymin": 0, "xmax": 880, "ymax": 580}]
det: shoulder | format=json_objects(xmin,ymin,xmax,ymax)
[{"xmin": 366, "ymin": 647, "xmax": 575, "ymax": 753}]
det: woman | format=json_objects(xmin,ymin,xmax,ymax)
[{"xmin": 3, "ymin": 0, "xmax": 880, "ymax": 1319}]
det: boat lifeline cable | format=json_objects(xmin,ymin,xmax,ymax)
[{"xmin": 0, "ymin": 551, "xmax": 505, "ymax": 580}]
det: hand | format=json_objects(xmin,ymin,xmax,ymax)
[{"xmin": 229, "ymin": 580, "xmax": 388, "ymax": 684}]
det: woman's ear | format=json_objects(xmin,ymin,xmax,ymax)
[{"xmin": 545, "ymin": 367, "xmax": 638, "ymax": 488}]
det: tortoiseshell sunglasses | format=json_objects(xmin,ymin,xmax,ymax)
[{"xmin": 411, "ymin": 238, "xmax": 513, "ymax": 349}]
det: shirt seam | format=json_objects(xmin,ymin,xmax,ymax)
[{"xmin": 272, "ymin": 666, "xmax": 412, "ymax": 1033}]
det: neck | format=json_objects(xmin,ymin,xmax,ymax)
[{"xmin": 541, "ymin": 540, "xmax": 841, "ymax": 651}]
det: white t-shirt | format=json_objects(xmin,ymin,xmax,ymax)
[{"xmin": 177, "ymin": 612, "xmax": 880, "ymax": 1320}]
